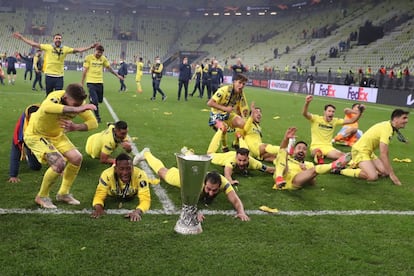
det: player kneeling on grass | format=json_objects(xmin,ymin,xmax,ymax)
[
  {"xmin": 338, "ymin": 109, "xmax": 409, "ymax": 186},
  {"xmin": 91, "ymin": 153, "xmax": 151, "ymax": 221},
  {"xmin": 272, "ymin": 127, "xmax": 351, "ymax": 190},
  {"xmin": 133, "ymin": 148, "xmax": 250, "ymax": 221}
]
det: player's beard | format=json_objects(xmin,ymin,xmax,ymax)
[{"xmin": 55, "ymin": 41, "xmax": 61, "ymax": 47}]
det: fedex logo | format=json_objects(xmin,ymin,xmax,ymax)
[
  {"xmin": 318, "ymin": 84, "xmax": 336, "ymax": 97},
  {"xmin": 347, "ymin": 87, "xmax": 368, "ymax": 101}
]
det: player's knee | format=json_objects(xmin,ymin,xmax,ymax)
[{"xmin": 68, "ymin": 152, "xmax": 83, "ymax": 166}]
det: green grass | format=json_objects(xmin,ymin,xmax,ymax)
[{"xmin": 0, "ymin": 69, "xmax": 413, "ymax": 275}]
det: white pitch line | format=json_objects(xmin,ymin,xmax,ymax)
[
  {"xmin": 102, "ymin": 97, "xmax": 177, "ymax": 213},
  {"xmin": 1, "ymin": 208, "xmax": 414, "ymax": 216}
]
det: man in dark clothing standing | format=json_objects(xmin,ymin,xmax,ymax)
[
  {"xmin": 117, "ymin": 60, "xmax": 128, "ymax": 92},
  {"xmin": 177, "ymin": 56, "xmax": 192, "ymax": 101},
  {"xmin": 19, "ymin": 53, "xmax": 34, "ymax": 81},
  {"xmin": 6, "ymin": 53, "xmax": 18, "ymax": 85},
  {"xmin": 32, "ymin": 50, "xmax": 44, "ymax": 91}
]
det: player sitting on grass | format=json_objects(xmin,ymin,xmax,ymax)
[
  {"xmin": 302, "ymin": 95, "xmax": 363, "ymax": 164},
  {"xmin": 237, "ymin": 101, "xmax": 297, "ymax": 162},
  {"xmin": 91, "ymin": 153, "xmax": 151, "ymax": 221},
  {"xmin": 133, "ymin": 148, "xmax": 250, "ymax": 221},
  {"xmin": 273, "ymin": 127, "xmax": 351, "ymax": 190}
]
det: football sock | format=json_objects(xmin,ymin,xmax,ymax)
[
  {"xmin": 144, "ymin": 151, "xmax": 166, "ymax": 174},
  {"xmin": 164, "ymin": 168, "xmax": 181, "ymax": 188},
  {"xmin": 273, "ymin": 149, "xmax": 287, "ymax": 179},
  {"xmin": 58, "ymin": 163, "xmax": 80, "ymax": 195},
  {"xmin": 315, "ymin": 164, "xmax": 332, "ymax": 174},
  {"xmin": 340, "ymin": 168, "xmax": 361, "ymax": 178},
  {"xmin": 38, "ymin": 167, "xmax": 60, "ymax": 197},
  {"xmin": 207, "ymin": 129, "xmax": 223, "ymax": 154},
  {"xmin": 136, "ymin": 82, "xmax": 142, "ymax": 93}
]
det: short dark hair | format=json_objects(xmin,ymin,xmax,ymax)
[
  {"xmin": 351, "ymin": 103, "xmax": 360, "ymax": 108},
  {"xmin": 204, "ymin": 171, "xmax": 221, "ymax": 185},
  {"xmin": 116, "ymin": 153, "xmax": 131, "ymax": 163},
  {"xmin": 66, "ymin": 83, "xmax": 87, "ymax": 102},
  {"xmin": 236, "ymin": 147, "xmax": 250, "ymax": 156},
  {"xmin": 391, "ymin": 109, "xmax": 409, "ymax": 120},
  {"xmin": 324, "ymin": 104, "xmax": 336, "ymax": 111},
  {"xmin": 53, "ymin": 33, "xmax": 62, "ymax": 39},
  {"xmin": 114, "ymin": 120, "xmax": 128, "ymax": 130},
  {"xmin": 295, "ymin": 140, "xmax": 308, "ymax": 147},
  {"xmin": 234, "ymin": 73, "xmax": 248, "ymax": 82},
  {"xmin": 96, "ymin": 45, "xmax": 104, "ymax": 52}
]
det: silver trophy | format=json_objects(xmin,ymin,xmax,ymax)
[{"xmin": 174, "ymin": 153, "xmax": 212, "ymax": 235}]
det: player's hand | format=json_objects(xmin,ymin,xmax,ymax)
[
  {"xmin": 12, "ymin": 32, "xmax": 22, "ymax": 40},
  {"xmin": 121, "ymin": 141, "xmax": 132, "ymax": 152},
  {"xmin": 305, "ymin": 95, "xmax": 313, "ymax": 103},
  {"xmin": 125, "ymin": 210, "xmax": 142, "ymax": 222},
  {"xmin": 8, "ymin": 177, "xmax": 21, "ymax": 183},
  {"xmin": 231, "ymin": 179, "xmax": 239, "ymax": 186},
  {"xmin": 235, "ymin": 212, "xmax": 250, "ymax": 221},
  {"xmin": 81, "ymin": 103, "xmax": 98, "ymax": 112},
  {"xmin": 91, "ymin": 205, "xmax": 105, "ymax": 219},
  {"xmin": 285, "ymin": 127, "xmax": 297, "ymax": 139},
  {"xmin": 197, "ymin": 212, "xmax": 205, "ymax": 222},
  {"xmin": 390, "ymin": 173, "xmax": 402, "ymax": 186}
]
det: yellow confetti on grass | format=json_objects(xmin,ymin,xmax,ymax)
[
  {"xmin": 393, "ymin": 158, "xmax": 412, "ymax": 163},
  {"xmin": 273, "ymin": 116, "xmax": 280, "ymax": 120},
  {"xmin": 163, "ymin": 112, "xmax": 172, "ymax": 115},
  {"xmin": 259, "ymin": 205, "xmax": 279, "ymax": 213},
  {"xmin": 201, "ymin": 109, "xmax": 210, "ymax": 112},
  {"xmin": 130, "ymin": 136, "xmax": 138, "ymax": 141}
]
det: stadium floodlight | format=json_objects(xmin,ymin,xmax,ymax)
[
  {"xmin": 235, "ymin": 12, "xmax": 241, "ymax": 16},
  {"xmin": 224, "ymin": 12, "xmax": 230, "ymax": 16},
  {"xmin": 213, "ymin": 12, "xmax": 219, "ymax": 16}
]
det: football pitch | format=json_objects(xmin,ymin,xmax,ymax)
[{"xmin": 0, "ymin": 70, "xmax": 413, "ymax": 275}]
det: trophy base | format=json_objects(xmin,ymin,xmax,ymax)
[
  {"xmin": 174, "ymin": 220, "xmax": 203, "ymax": 235},
  {"xmin": 174, "ymin": 204, "xmax": 203, "ymax": 235}
]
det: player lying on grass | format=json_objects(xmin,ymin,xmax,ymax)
[
  {"xmin": 85, "ymin": 120, "xmax": 132, "ymax": 165},
  {"xmin": 272, "ymin": 127, "xmax": 351, "ymax": 190},
  {"xmin": 133, "ymin": 148, "xmax": 250, "ymax": 221},
  {"xmin": 91, "ymin": 153, "xmax": 151, "ymax": 221}
]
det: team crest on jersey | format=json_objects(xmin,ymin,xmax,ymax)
[
  {"xmin": 50, "ymin": 97, "xmax": 59, "ymax": 104},
  {"xmin": 140, "ymin": 180, "xmax": 147, "ymax": 188},
  {"xmin": 216, "ymin": 92, "xmax": 222, "ymax": 98}
]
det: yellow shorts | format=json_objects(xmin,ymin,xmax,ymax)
[
  {"xmin": 165, "ymin": 167, "xmax": 181, "ymax": 188},
  {"xmin": 24, "ymin": 134, "xmax": 75, "ymax": 164},
  {"xmin": 310, "ymin": 144, "xmax": 336, "ymax": 156},
  {"xmin": 349, "ymin": 148, "xmax": 377, "ymax": 167},
  {"xmin": 135, "ymin": 75, "xmax": 142, "ymax": 82}
]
